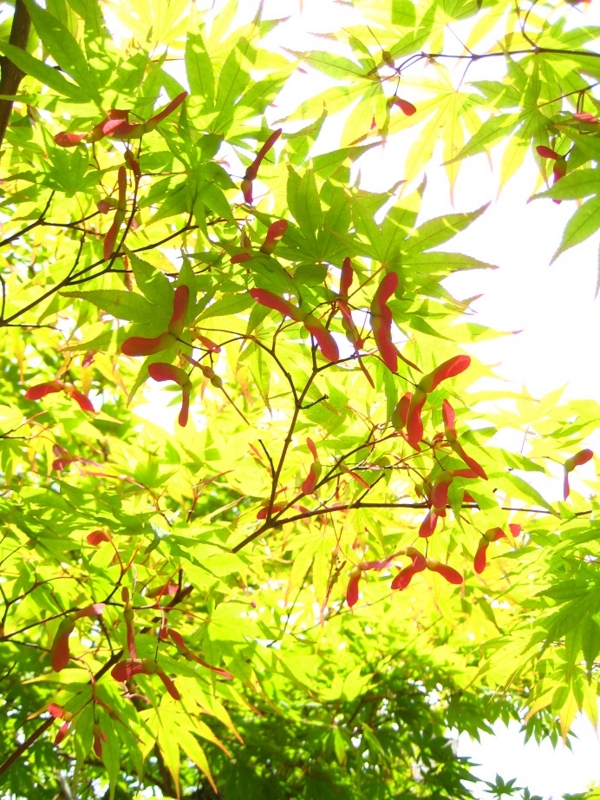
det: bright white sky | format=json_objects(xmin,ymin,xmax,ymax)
[{"xmin": 134, "ymin": 1, "xmax": 600, "ymax": 795}]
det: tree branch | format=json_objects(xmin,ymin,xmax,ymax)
[
  {"xmin": 0, "ymin": 0, "xmax": 31, "ymax": 153},
  {"xmin": 0, "ymin": 717, "xmax": 53, "ymax": 779}
]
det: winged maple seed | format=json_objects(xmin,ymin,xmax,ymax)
[
  {"xmin": 93, "ymin": 724, "xmax": 108, "ymax": 758},
  {"xmin": 370, "ymin": 272, "xmax": 399, "ymax": 372},
  {"xmin": 121, "ymin": 588, "xmax": 137, "ymax": 659},
  {"xmin": 96, "ymin": 197, "xmax": 117, "ymax": 214},
  {"xmin": 425, "ymin": 559, "xmax": 463, "ymax": 585},
  {"xmin": 25, "ymin": 380, "xmax": 95, "ymax": 412},
  {"xmin": 241, "ymin": 127, "xmax": 282, "ymax": 204},
  {"xmin": 338, "ymin": 258, "xmax": 367, "ymax": 360},
  {"xmin": 256, "ymin": 502, "xmax": 287, "ymax": 520},
  {"xmin": 390, "ymin": 548, "xmax": 427, "ymax": 590},
  {"xmin": 250, "ymin": 288, "xmax": 339, "ymax": 362},
  {"xmin": 147, "ymin": 363, "xmax": 192, "ymax": 427},
  {"xmin": 572, "ymin": 111, "xmax": 597, "ymax": 122},
  {"xmin": 442, "ymin": 400, "xmax": 487, "ymax": 479},
  {"xmin": 168, "ymin": 285, "xmax": 190, "ymax": 337},
  {"xmin": 302, "ymin": 437, "xmax": 322, "ymax": 494},
  {"xmin": 50, "ymin": 619, "xmax": 76, "ymax": 672},
  {"xmin": 189, "ymin": 335, "xmax": 218, "ymax": 358},
  {"xmin": 474, "ymin": 524, "xmax": 522, "ymax": 574},
  {"xmin": 48, "ymin": 704, "xmax": 73, "ymax": 746},
  {"xmin": 418, "ymin": 468, "xmax": 478, "ymax": 538},
  {"xmin": 50, "ymin": 605, "xmax": 105, "ymax": 672},
  {"xmin": 103, "ymin": 165, "xmax": 127, "ymax": 260},
  {"xmin": 167, "ymin": 628, "xmax": 233, "ymax": 679},
  {"xmin": 346, "ymin": 568, "xmax": 362, "ymax": 607},
  {"xmin": 535, "ymin": 145, "xmax": 567, "ymax": 203},
  {"xmin": 233, "ymin": 219, "xmax": 289, "ymax": 264},
  {"xmin": 86, "ymin": 530, "xmax": 112, "ymax": 545},
  {"xmin": 388, "ymin": 96, "xmax": 417, "ymax": 116},
  {"xmin": 406, "ymin": 355, "xmax": 471, "ymax": 448},
  {"xmin": 147, "ymin": 581, "xmax": 178, "ymax": 599},
  {"xmin": 419, "ymin": 510, "xmax": 439, "ymax": 538},
  {"xmin": 391, "ymin": 391, "xmax": 412, "ymax": 432},
  {"xmin": 345, "ymin": 556, "xmax": 395, "ymax": 607},
  {"xmin": 111, "ymin": 658, "xmax": 181, "ymax": 700},
  {"xmin": 339, "ymin": 256, "xmax": 354, "ymax": 299},
  {"xmin": 51, "ymin": 444, "xmax": 78, "ymax": 471},
  {"xmin": 54, "ymin": 92, "xmax": 188, "ymax": 147},
  {"xmin": 563, "ymin": 449, "xmax": 594, "ymax": 499},
  {"xmin": 346, "ymin": 547, "xmax": 463, "ymax": 606},
  {"xmin": 121, "ymin": 284, "xmax": 190, "ymax": 357}
]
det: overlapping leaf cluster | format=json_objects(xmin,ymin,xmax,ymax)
[{"xmin": 0, "ymin": 0, "xmax": 599, "ymax": 798}]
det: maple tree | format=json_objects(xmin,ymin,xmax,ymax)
[{"xmin": 1, "ymin": 0, "xmax": 600, "ymax": 797}]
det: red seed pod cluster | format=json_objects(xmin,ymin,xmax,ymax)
[
  {"xmin": 56, "ymin": 97, "xmax": 186, "ymax": 265},
  {"xmin": 406, "ymin": 356, "xmax": 471, "ymax": 449},
  {"xmin": 122, "ymin": 285, "xmax": 193, "ymax": 426},
  {"xmin": 54, "ymin": 92, "xmax": 187, "ymax": 147},
  {"xmin": 404, "ymin": 377, "xmax": 488, "ymax": 537},
  {"xmin": 250, "ymin": 288, "xmax": 339, "ymax": 362},
  {"xmin": 242, "ymin": 253, "xmax": 401, "ymax": 378},
  {"xmin": 346, "ymin": 547, "xmax": 464, "ymax": 608},
  {"xmin": 248, "ymin": 264, "xmax": 403, "ymax": 373}
]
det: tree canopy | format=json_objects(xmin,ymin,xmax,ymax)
[{"xmin": 1, "ymin": 0, "xmax": 600, "ymax": 797}]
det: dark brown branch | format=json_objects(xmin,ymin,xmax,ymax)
[
  {"xmin": 0, "ymin": 192, "xmax": 55, "ymax": 250},
  {"xmin": 0, "ymin": 0, "xmax": 31, "ymax": 153},
  {"xmin": 0, "ymin": 718, "xmax": 52, "ymax": 779},
  {"xmin": 231, "ymin": 498, "xmax": 581, "ymax": 553}
]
